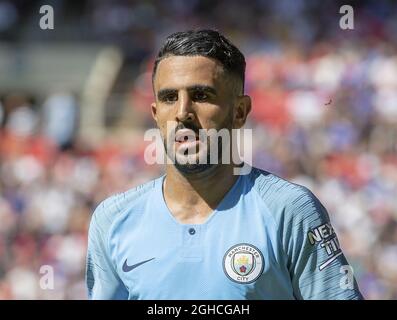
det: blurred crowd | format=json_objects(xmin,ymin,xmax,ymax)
[{"xmin": 1, "ymin": 0, "xmax": 397, "ymax": 299}]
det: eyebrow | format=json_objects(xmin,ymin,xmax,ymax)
[
  {"xmin": 187, "ymin": 85, "xmax": 217, "ymax": 95},
  {"xmin": 157, "ymin": 88, "xmax": 176, "ymax": 101},
  {"xmin": 157, "ymin": 85, "xmax": 217, "ymax": 100}
]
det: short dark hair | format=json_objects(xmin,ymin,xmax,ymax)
[{"xmin": 152, "ymin": 29, "xmax": 246, "ymax": 93}]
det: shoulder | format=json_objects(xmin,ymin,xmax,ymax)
[
  {"xmin": 89, "ymin": 177, "xmax": 161, "ymax": 235},
  {"xmin": 248, "ymin": 167, "xmax": 329, "ymax": 228}
]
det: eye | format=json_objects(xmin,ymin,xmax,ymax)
[
  {"xmin": 163, "ymin": 93, "xmax": 178, "ymax": 103},
  {"xmin": 192, "ymin": 91, "xmax": 208, "ymax": 102}
]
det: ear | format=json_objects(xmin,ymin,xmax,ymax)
[
  {"xmin": 233, "ymin": 95, "xmax": 251, "ymax": 129},
  {"xmin": 151, "ymin": 102, "xmax": 158, "ymax": 123}
]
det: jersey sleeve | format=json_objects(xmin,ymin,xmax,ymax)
[
  {"xmin": 86, "ymin": 199, "xmax": 129, "ymax": 300},
  {"xmin": 283, "ymin": 188, "xmax": 364, "ymax": 300}
]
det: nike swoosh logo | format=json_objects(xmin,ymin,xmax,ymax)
[{"xmin": 122, "ymin": 257, "xmax": 155, "ymax": 272}]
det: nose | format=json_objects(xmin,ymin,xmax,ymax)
[{"xmin": 176, "ymin": 91, "xmax": 195, "ymax": 122}]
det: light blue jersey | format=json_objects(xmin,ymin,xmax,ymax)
[{"xmin": 86, "ymin": 167, "xmax": 363, "ymax": 300}]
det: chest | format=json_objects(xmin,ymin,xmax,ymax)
[{"xmin": 111, "ymin": 209, "xmax": 293, "ymax": 299}]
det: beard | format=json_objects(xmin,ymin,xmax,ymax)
[
  {"xmin": 163, "ymin": 115, "xmax": 233, "ymax": 175},
  {"xmin": 175, "ymin": 157, "xmax": 213, "ymax": 174},
  {"xmin": 172, "ymin": 137, "xmax": 220, "ymax": 175}
]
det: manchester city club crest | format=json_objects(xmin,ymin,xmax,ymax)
[{"xmin": 223, "ymin": 243, "xmax": 264, "ymax": 284}]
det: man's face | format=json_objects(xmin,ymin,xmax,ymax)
[{"xmin": 151, "ymin": 55, "xmax": 246, "ymax": 174}]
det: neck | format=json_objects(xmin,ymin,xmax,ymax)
[{"xmin": 164, "ymin": 164, "xmax": 239, "ymax": 212}]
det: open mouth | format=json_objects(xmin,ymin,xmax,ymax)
[
  {"xmin": 175, "ymin": 129, "xmax": 199, "ymax": 143},
  {"xmin": 173, "ymin": 129, "xmax": 202, "ymax": 156}
]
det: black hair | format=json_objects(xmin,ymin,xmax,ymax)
[{"xmin": 152, "ymin": 29, "xmax": 246, "ymax": 93}]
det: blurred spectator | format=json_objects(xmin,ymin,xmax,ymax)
[
  {"xmin": 0, "ymin": 1, "xmax": 18, "ymax": 33},
  {"xmin": 41, "ymin": 93, "xmax": 77, "ymax": 149}
]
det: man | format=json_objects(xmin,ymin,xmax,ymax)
[{"xmin": 86, "ymin": 29, "xmax": 363, "ymax": 299}]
